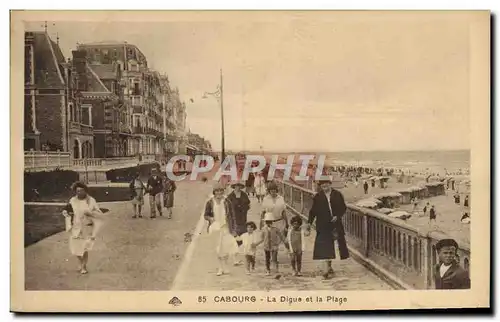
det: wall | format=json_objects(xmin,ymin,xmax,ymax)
[
  {"xmin": 94, "ymin": 133, "xmax": 106, "ymax": 158},
  {"xmin": 35, "ymin": 93, "xmax": 63, "ymax": 150}
]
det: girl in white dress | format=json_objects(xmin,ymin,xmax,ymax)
[
  {"xmin": 62, "ymin": 182, "xmax": 106, "ymax": 274},
  {"xmin": 204, "ymin": 183, "xmax": 239, "ymax": 276}
]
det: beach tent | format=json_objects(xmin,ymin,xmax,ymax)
[
  {"xmin": 388, "ymin": 210, "xmax": 412, "ymax": 220},
  {"xmin": 372, "ymin": 192, "xmax": 403, "ymax": 208},
  {"xmin": 379, "ymin": 176, "xmax": 391, "ymax": 188},
  {"xmin": 425, "ymin": 182, "xmax": 446, "ymax": 196},
  {"xmin": 397, "ymin": 188, "xmax": 412, "ymax": 204},
  {"xmin": 355, "ymin": 198, "xmax": 382, "ymax": 209}
]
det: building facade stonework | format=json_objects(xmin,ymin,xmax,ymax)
[{"xmin": 24, "ymin": 35, "xmax": 194, "ymax": 160}]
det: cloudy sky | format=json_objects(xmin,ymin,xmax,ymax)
[{"xmin": 25, "ymin": 12, "xmax": 471, "ymax": 152}]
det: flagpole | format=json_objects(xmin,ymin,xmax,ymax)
[{"xmin": 220, "ymin": 69, "xmax": 226, "ymax": 162}]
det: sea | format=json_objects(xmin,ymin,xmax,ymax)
[{"xmin": 255, "ymin": 149, "xmax": 470, "ymax": 176}]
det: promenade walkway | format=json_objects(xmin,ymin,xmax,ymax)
[
  {"xmin": 25, "ymin": 177, "xmax": 392, "ymax": 291},
  {"xmin": 25, "ymin": 180, "xmax": 213, "ymax": 290},
  {"xmin": 172, "ymin": 195, "xmax": 392, "ymax": 291}
]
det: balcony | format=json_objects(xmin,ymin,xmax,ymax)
[
  {"xmin": 69, "ymin": 121, "xmax": 93, "ymax": 135},
  {"xmin": 130, "ymin": 95, "xmax": 143, "ymax": 107},
  {"xmin": 132, "ymin": 126, "xmax": 144, "ymax": 134},
  {"xmin": 81, "ymin": 124, "xmax": 93, "ymax": 135}
]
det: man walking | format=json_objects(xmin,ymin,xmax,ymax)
[
  {"xmin": 146, "ymin": 168, "xmax": 164, "ymax": 218},
  {"xmin": 306, "ymin": 178, "xmax": 349, "ymax": 280}
]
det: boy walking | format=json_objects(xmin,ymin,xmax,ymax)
[
  {"xmin": 146, "ymin": 169, "xmax": 164, "ymax": 218},
  {"xmin": 262, "ymin": 212, "xmax": 286, "ymax": 275},
  {"xmin": 287, "ymin": 216, "xmax": 306, "ymax": 276}
]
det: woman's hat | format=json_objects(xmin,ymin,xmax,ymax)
[
  {"xmin": 264, "ymin": 212, "xmax": 275, "ymax": 221},
  {"xmin": 230, "ymin": 180, "xmax": 245, "ymax": 188},
  {"xmin": 213, "ymin": 183, "xmax": 225, "ymax": 193},
  {"xmin": 267, "ymin": 181, "xmax": 278, "ymax": 191}
]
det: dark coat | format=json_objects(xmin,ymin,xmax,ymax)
[
  {"xmin": 308, "ymin": 189, "xmax": 349, "ymax": 260},
  {"xmin": 227, "ymin": 191, "xmax": 251, "ymax": 235},
  {"xmin": 434, "ymin": 263, "xmax": 470, "ymax": 289},
  {"xmin": 163, "ymin": 179, "xmax": 177, "ymax": 208},
  {"xmin": 147, "ymin": 176, "xmax": 164, "ymax": 196},
  {"xmin": 204, "ymin": 198, "xmax": 237, "ymax": 236}
]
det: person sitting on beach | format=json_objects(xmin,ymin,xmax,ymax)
[{"xmin": 460, "ymin": 212, "xmax": 470, "ymax": 224}]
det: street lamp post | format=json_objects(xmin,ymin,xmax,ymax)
[{"xmin": 203, "ymin": 69, "xmax": 226, "ymax": 162}]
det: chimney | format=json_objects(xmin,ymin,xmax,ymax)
[{"xmin": 72, "ymin": 49, "xmax": 88, "ymax": 91}]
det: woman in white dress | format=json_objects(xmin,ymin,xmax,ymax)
[
  {"xmin": 260, "ymin": 181, "xmax": 289, "ymax": 235},
  {"xmin": 204, "ymin": 183, "xmax": 239, "ymax": 276},
  {"xmin": 62, "ymin": 182, "xmax": 106, "ymax": 274}
]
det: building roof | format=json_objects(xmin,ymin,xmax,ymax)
[
  {"xmin": 29, "ymin": 31, "xmax": 65, "ymax": 88},
  {"xmin": 86, "ymin": 65, "xmax": 109, "ymax": 92},
  {"xmin": 78, "ymin": 40, "xmax": 129, "ymax": 46},
  {"xmin": 89, "ymin": 64, "xmax": 118, "ymax": 79}
]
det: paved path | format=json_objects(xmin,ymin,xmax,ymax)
[
  {"xmin": 172, "ymin": 196, "xmax": 392, "ymax": 291},
  {"xmin": 24, "ymin": 180, "xmax": 214, "ymax": 290},
  {"xmin": 25, "ymin": 177, "xmax": 392, "ymax": 291}
]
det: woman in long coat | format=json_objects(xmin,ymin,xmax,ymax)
[
  {"xmin": 227, "ymin": 180, "xmax": 251, "ymax": 237},
  {"xmin": 204, "ymin": 183, "xmax": 239, "ymax": 276},
  {"xmin": 307, "ymin": 179, "xmax": 349, "ymax": 280},
  {"xmin": 62, "ymin": 181, "xmax": 107, "ymax": 274}
]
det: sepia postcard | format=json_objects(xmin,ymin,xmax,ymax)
[{"xmin": 10, "ymin": 10, "xmax": 490, "ymax": 312}]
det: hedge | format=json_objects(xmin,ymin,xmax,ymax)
[
  {"xmin": 24, "ymin": 169, "xmax": 79, "ymax": 202},
  {"xmin": 106, "ymin": 162, "xmax": 161, "ymax": 183}
]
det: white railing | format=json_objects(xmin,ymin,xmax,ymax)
[
  {"xmin": 25, "ymin": 152, "xmax": 159, "ymax": 171},
  {"xmin": 24, "ymin": 151, "xmax": 72, "ymax": 170}
]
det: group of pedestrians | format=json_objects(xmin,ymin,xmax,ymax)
[
  {"xmin": 203, "ymin": 177, "xmax": 351, "ymax": 280},
  {"xmin": 129, "ymin": 168, "xmax": 177, "ymax": 219}
]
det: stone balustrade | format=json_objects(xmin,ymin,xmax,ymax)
[{"xmin": 276, "ymin": 179, "xmax": 470, "ymax": 290}]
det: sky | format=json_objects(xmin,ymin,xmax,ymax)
[{"xmin": 25, "ymin": 12, "xmax": 472, "ymax": 152}]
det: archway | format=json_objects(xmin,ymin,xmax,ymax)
[{"xmin": 73, "ymin": 139, "xmax": 80, "ymax": 159}]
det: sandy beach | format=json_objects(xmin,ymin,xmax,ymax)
[{"xmin": 339, "ymin": 178, "xmax": 471, "ymax": 245}]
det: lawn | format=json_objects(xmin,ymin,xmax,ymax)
[
  {"xmin": 24, "ymin": 205, "xmax": 66, "ymax": 247},
  {"xmin": 25, "ymin": 204, "xmax": 111, "ymax": 247}
]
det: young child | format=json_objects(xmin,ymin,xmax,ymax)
[
  {"xmin": 434, "ymin": 238, "xmax": 470, "ymax": 289},
  {"xmin": 286, "ymin": 215, "xmax": 306, "ymax": 276},
  {"xmin": 262, "ymin": 212, "xmax": 286, "ymax": 276},
  {"xmin": 236, "ymin": 221, "xmax": 262, "ymax": 274}
]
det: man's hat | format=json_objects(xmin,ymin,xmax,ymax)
[
  {"xmin": 230, "ymin": 180, "xmax": 245, "ymax": 188},
  {"xmin": 317, "ymin": 177, "xmax": 333, "ymax": 185},
  {"xmin": 436, "ymin": 238, "xmax": 458, "ymax": 251}
]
